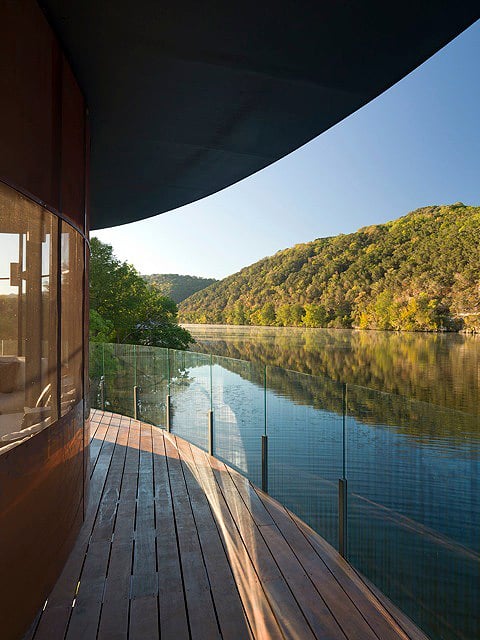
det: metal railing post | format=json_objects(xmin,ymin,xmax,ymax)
[
  {"xmin": 210, "ymin": 353, "xmax": 213, "ymax": 411},
  {"xmin": 133, "ymin": 385, "xmax": 139, "ymax": 420},
  {"xmin": 166, "ymin": 394, "xmax": 171, "ymax": 432},
  {"xmin": 262, "ymin": 434, "xmax": 268, "ymax": 493},
  {"xmin": 339, "ymin": 478, "xmax": 348, "ymax": 557},
  {"xmin": 262, "ymin": 364, "xmax": 268, "ymax": 492},
  {"xmin": 208, "ymin": 409, "xmax": 214, "ymax": 456},
  {"xmin": 263, "ymin": 365, "xmax": 267, "ymax": 435},
  {"xmin": 165, "ymin": 348, "xmax": 172, "ymax": 432},
  {"xmin": 339, "ymin": 382, "xmax": 348, "ymax": 557}
]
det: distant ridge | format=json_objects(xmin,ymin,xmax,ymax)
[
  {"xmin": 143, "ymin": 273, "xmax": 217, "ymax": 304},
  {"xmin": 179, "ymin": 204, "xmax": 480, "ymax": 332}
]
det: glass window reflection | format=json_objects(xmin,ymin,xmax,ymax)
[
  {"xmin": 61, "ymin": 221, "xmax": 84, "ymax": 415},
  {"xmin": 0, "ymin": 181, "xmax": 85, "ymax": 451}
]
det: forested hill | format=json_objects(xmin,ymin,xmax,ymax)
[
  {"xmin": 143, "ymin": 273, "xmax": 217, "ymax": 303},
  {"xmin": 179, "ymin": 204, "xmax": 480, "ymax": 332}
]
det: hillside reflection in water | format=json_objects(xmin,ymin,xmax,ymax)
[{"xmin": 186, "ymin": 324, "xmax": 480, "ymax": 414}]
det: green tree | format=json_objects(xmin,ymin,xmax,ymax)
[
  {"xmin": 258, "ymin": 302, "xmax": 276, "ymax": 326},
  {"xmin": 229, "ymin": 301, "xmax": 248, "ymax": 325},
  {"xmin": 290, "ymin": 304, "xmax": 305, "ymax": 326},
  {"xmin": 89, "ymin": 238, "xmax": 192, "ymax": 348},
  {"xmin": 303, "ymin": 303, "xmax": 329, "ymax": 327},
  {"xmin": 372, "ymin": 290, "xmax": 395, "ymax": 330},
  {"xmin": 276, "ymin": 304, "xmax": 292, "ymax": 327},
  {"xmin": 89, "ymin": 309, "xmax": 114, "ymax": 342}
]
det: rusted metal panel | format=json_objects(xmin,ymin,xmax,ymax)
[
  {"xmin": 0, "ymin": 402, "xmax": 87, "ymax": 640},
  {"xmin": 0, "ymin": 0, "xmax": 87, "ymax": 232},
  {"xmin": 61, "ymin": 56, "xmax": 86, "ymax": 231},
  {"xmin": 0, "ymin": 0, "xmax": 59, "ymax": 210}
]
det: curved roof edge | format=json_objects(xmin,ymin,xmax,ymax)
[{"xmin": 42, "ymin": 1, "xmax": 479, "ymax": 230}]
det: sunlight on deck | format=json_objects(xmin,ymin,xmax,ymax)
[{"xmin": 26, "ymin": 410, "xmax": 428, "ymax": 640}]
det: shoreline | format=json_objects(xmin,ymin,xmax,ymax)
[{"xmin": 181, "ymin": 322, "xmax": 480, "ymax": 336}]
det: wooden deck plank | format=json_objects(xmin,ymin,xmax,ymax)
[
  {"xmin": 88, "ymin": 412, "xmax": 101, "ymax": 441},
  {"xmin": 251, "ymin": 484, "xmax": 380, "ymax": 640},
  {"xmin": 227, "ymin": 465, "xmax": 275, "ymax": 527},
  {"xmin": 89, "ymin": 416, "xmax": 111, "ymax": 474},
  {"xmin": 34, "ymin": 419, "xmax": 120, "ymax": 640},
  {"xmin": 206, "ymin": 453, "xmax": 320, "ymax": 640},
  {"xmin": 86, "ymin": 422, "xmax": 120, "ymax": 522},
  {"xmin": 65, "ymin": 540, "xmax": 111, "ymax": 640},
  {"xmin": 259, "ymin": 523, "xmax": 348, "ymax": 639},
  {"xmin": 152, "ymin": 429, "xmax": 190, "ymax": 639},
  {"xmin": 129, "ymin": 596, "xmax": 159, "ymax": 640},
  {"xmin": 229, "ymin": 468, "xmax": 381, "ymax": 640},
  {"xmin": 288, "ymin": 509, "xmax": 424, "ymax": 640},
  {"xmin": 112, "ymin": 418, "xmax": 139, "ymax": 543},
  {"xmin": 174, "ymin": 435, "xmax": 254, "ymax": 640},
  {"xmin": 132, "ymin": 423, "xmax": 158, "ymax": 601},
  {"xmin": 97, "ymin": 541, "xmax": 131, "ymax": 640},
  {"xmin": 97, "ymin": 416, "xmax": 139, "ymax": 638},
  {"xmin": 31, "ymin": 411, "xmax": 427, "ymax": 640},
  {"xmin": 137, "ymin": 423, "xmax": 155, "ymax": 530},
  {"xmin": 90, "ymin": 422, "xmax": 129, "ymax": 542},
  {"xmin": 187, "ymin": 440, "xmax": 284, "ymax": 640},
  {"xmin": 358, "ymin": 573, "xmax": 431, "ymax": 640},
  {"xmin": 163, "ymin": 436, "xmax": 221, "ymax": 640}
]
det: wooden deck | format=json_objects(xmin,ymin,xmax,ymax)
[{"xmin": 26, "ymin": 410, "xmax": 428, "ymax": 640}]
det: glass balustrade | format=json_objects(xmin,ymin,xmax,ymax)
[
  {"xmin": 346, "ymin": 384, "xmax": 479, "ymax": 640},
  {"xmin": 89, "ymin": 342, "xmax": 480, "ymax": 640}
]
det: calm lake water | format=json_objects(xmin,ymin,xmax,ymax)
[
  {"xmin": 184, "ymin": 324, "xmax": 480, "ymax": 415},
  {"xmin": 174, "ymin": 325, "xmax": 480, "ymax": 640}
]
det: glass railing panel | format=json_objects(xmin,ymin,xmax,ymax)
[
  {"xmin": 266, "ymin": 366, "xmax": 344, "ymax": 550},
  {"xmin": 134, "ymin": 345, "xmax": 169, "ymax": 426},
  {"xmin": 211, "ymin": 355, "xmax": 265, "ymax": 485},
  {"xmin": 99, "ymin": 343, "xmax": 136, "ymax": 419},
  {"xmin": 88, "ymin": 342, "xmax": 105, "ymax": 410},
  {"xmin": 346, "ymin": 383, "xmax": 480, "ymax": 640},
  {"xmin": 169, "ymin": 349, "xmax": 212, "ymax": 450}
]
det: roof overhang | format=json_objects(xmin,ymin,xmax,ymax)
[{"xmin": 41, "ymin": 1, "xmax": 479, "ymax": 230}]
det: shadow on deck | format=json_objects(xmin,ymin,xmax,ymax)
[{"xmin": 26, "ymin": 410, "xmax": 428, "ymax": 639}]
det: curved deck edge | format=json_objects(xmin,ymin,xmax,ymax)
[{"xmin": 25, "ymin": 410, "xmax": 429, "ymax": 640}]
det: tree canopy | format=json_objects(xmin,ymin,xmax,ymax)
[
  {"xmin": 90, "ymin": 238, "xmax": 192, "ymax": 348},
  {"xmin": 180, "ymin": 204, "xmax": 480, "ymax": 333}
]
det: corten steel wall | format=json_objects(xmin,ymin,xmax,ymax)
[
  {"xmin": 0, "ymin": 1, "xmax": 89, "ymax": 638},
  {"xmin": 0, "ymin": 0, "xmax": 87, "ymax": 233}
]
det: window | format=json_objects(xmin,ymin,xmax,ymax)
[
  {"xmin": 61, "ymin": 221, "xmax": 84, "ymax": 415},
  {"xmin": 0, "ymin": 181, "xmax": 85, "ymax": 451}
]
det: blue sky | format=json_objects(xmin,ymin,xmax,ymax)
[{"xmin": 94, "ymin": 20, "xmax": 480, "ymax": 280}]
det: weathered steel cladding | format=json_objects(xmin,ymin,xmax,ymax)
[
  {"xmin": 0, "ymin": 403, "xmax": 87, "ymax": 640},
  {"xmin": 0, "ymin": 0, "xmax": 88, "ymax": 233}
]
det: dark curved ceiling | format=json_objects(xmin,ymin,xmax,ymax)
[{"xmin": 41, "ymin": 1, "xmax": 479, "ymax": 230}]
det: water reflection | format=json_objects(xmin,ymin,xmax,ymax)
[{"xmin": 186, "ymin": 324, "xmax": 480, "ymax": 416}]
